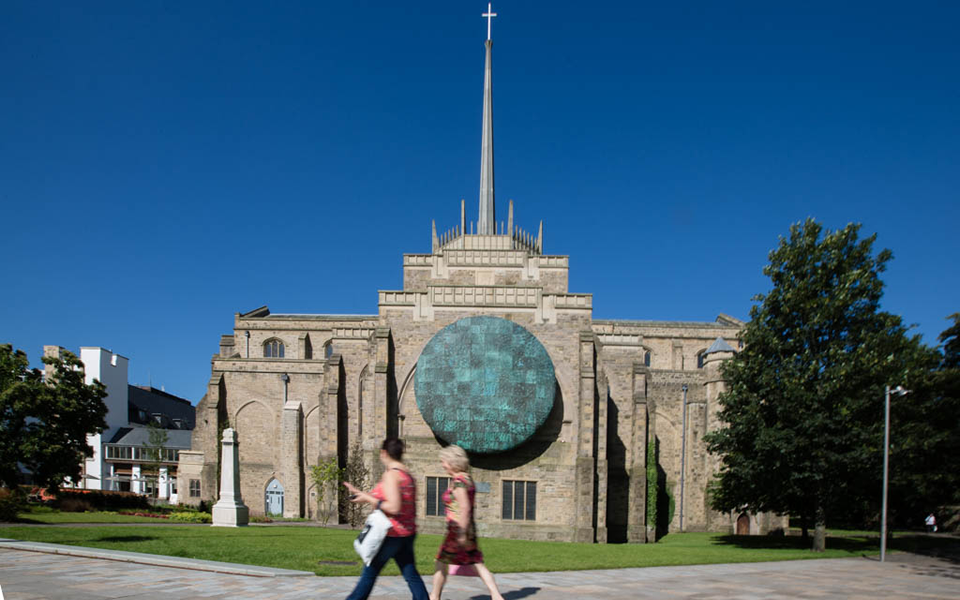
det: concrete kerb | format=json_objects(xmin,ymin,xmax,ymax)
[{"xmin": 0, "ymin": 538, "xmax": 315, "ymax": 578}]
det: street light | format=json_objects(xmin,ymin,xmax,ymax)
[{"xmin": 881, "ymin": 384, "xmax": 909, "ymax": 562}]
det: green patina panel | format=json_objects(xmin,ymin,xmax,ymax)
[{"xmin": 415, "ymin": 316, "xmax": 556, "ymax": 454}]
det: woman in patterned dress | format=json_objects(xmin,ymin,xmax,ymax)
[
  {"xmin": 430, "ymin": 445, "xmax": 505, "ymax": 600},
  {"xmin": 342, "ymin": 437, "xmax": 428, "ymax": 600}
]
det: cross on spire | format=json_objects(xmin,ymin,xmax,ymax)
[{"xmin": 482, "ymin": 2, "xmax": 497, "ymax": 41}]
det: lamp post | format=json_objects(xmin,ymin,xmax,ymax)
[
  {"xmin": 679, "ymin": 384, "xmax": 688, "ymax": 532},
  {"xmin": 881, "ymin": 384, "xmax": 908, "ymax": 562}
]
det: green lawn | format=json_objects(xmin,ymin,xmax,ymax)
[
  {"xmin": 15, "ymin": 510, "xmax": 171, "ymax": 524},
  {"xmin": 2, "ymin": 524, "xmax": 941, "ymax": 577}
]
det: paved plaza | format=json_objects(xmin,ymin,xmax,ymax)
[{"xmin": 1, "ymin": 540, "xmax": 959, "ymax": 599}]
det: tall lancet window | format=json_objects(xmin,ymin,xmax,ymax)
[{"xmin": 264, "ymin": 339, "xmax": 285, "ymax": 358}]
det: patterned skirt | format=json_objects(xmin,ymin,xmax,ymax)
[{"xmin": 436, "ymin": 520, "xmax": 484, "ymax": 565}]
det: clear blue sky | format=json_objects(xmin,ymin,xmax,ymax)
[{"xmin": 3, "ymin": 1, "xmax": 958, "ymax": 403}]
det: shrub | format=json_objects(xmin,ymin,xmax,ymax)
[
  {"xmin": 0, "ymin": 488, "xmax": 24, "ymax": 522},
  {"xmin": 168, "ymin": 511, "xmax": 211, "ymax": 523},
  {"xmin": 117, "ymin": 511, "xmax": 169, "ymax": 519},
  {"xmin": 55, "ymin": 489, "xmax": 150, "ymax": 511},
  {"xmin": 59, "ymin": 498, "xmax": 94, "ymax": 513}
]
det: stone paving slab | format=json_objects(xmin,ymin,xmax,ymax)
[
  {"xmin": 0, "ymin": 545, "xmax": 958, "ymax": 599},
  {"xmin": 0, "ymin": 539, "xmax": 313, "ymax": 578}
]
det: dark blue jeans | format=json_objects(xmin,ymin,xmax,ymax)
[{"xmin": 346, "ymin": 534, "xmax": 428, "ymax": 600}]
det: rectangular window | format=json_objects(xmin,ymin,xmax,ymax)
[
  {"xmin": 426, "ymin": 476, "xmax": 451, "ymax": 516},
  {"xmin": 502, "ymin": 480, "xmax": 537, "ymax": 521},
  {"xmin": 189, "ymin": 479, "xmax": 201, "ymax": 498},
  {"xmin": 107, "ymin": 446, "xmax": 134, "ymax": 460}
]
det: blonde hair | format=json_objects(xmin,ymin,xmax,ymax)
[{"xmin": 439, "ymin": 445, "xmax": 470, "ymax": 473}]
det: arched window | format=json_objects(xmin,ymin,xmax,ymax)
[
  {"xmin": 324, "ymin": 342, "xmax": 334, "ymax": 359},
  {"xmin": 643, "ymin": 350, "xmax": 651, "ymax": 367},
  {"xmin": 696, "ymin": 350, "xmax": 705, "ymax": 369},
  {"xmin": 264, "ymin": 339, "xmax": 284, "ymax": 358}
]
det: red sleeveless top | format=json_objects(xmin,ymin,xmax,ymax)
[{"xmin": 370, "ymin": 467, "xmax": 417, "ymax": 537}]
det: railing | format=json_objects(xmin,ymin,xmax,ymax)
[{"xmin": 105, "ymin": 446, "xmax": 180, "ymax": 463}]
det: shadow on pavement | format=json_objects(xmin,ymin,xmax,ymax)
[
  {"xmin": 890, "ymin": 534, "xmax": 960, "ymax": 564},
  {"xmin": 468, "ymin": 588, "xmax": 540, "ymax": 600}
]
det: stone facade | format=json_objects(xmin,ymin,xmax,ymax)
[{"xmin": 179, "ymin": 214, "xmax": 785, "ymax": 541}]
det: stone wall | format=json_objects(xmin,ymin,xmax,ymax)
[{"xmin": 179, "ymin": 229, "xmax": 785, "ymax": 541}]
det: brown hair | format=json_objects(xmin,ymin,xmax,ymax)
[{"xmin": 381, "ymin": 437, "xmax": 405, "ymax": 461}]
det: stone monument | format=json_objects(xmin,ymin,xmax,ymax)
[{"xmin": 212, "ymin": 428, "xmax": 249, "ymax": 527}]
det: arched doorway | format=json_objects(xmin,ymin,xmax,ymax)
[
  {"xmin": 265, "ymin": 479, "xmax": 284, "ymax": 516},
  {"xmin": 736, "ymin": 512, "xmax": 750, "ymax": 535}
]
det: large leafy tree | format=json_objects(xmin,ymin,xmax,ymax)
[
  {"xmin": 886, "ymin": 315, "xmax": 960, "ymax": 521},
  {"xmin": 704, "ymin": 219, "xmax": 920, "ymax": 551},
  {"xmin": 940, "ymin": 313, "xmax": 960, "ymax": 370},
  {"xmin": 0, "ymin": 344, "xmax": 108, "ymax": 493}
]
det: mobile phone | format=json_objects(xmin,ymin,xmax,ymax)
[{"xmin": 349, "ymin": 494, "xmax": 358, "ymax": 500}]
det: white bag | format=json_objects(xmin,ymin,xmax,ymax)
[{"xmin": 353, "ymin": 509, "xmax": 392, "ymax": 566}]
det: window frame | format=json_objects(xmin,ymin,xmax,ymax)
[
  {"xmin": 425, "ymin": 475, "xmax": 452, "ymax": 517},
  {"xmin": 502, "ymin": 480, "xmax": 537, "ymax": 521},
  {"xmin": 263, "ymin": 338, "xmax": 285, "ymax": 358}
]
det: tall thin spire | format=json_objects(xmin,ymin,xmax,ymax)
[{"xmin": 477, "ymin": 4, "xmax": 496, "ymax": 235}]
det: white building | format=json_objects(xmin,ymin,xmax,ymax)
[{"xmin": 43, "ymin": 346, "xmax": 194, "ymax": 501}]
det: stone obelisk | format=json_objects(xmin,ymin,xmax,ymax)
[{"xmin": 212, "ymin": 428, "xmax": 249, "ymax": 527}]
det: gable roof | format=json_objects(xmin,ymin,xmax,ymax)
[{"xmin": 127, "ymin": 385, "xmax": 194, "ymax": 429}]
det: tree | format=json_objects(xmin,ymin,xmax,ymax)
[
  {"xmin": 704, "ymin": 219, "xmax": 919, "ymax": 551},
  {"xmin": 884, "ymin": 314, "xmax": 960, "ymax": 523},
  {"xmin": 141, "ymin": 421, "xmax": 169, "ymax": 499},
  {"xmin": 310, "ymin": 457, "xmax": 343, "ymax": 525},
  {"xmin": 339, "ymin": 441, "xmax": 370, "ymax": 528},
  {"xmin": 939, "ymin": 313, "xmax": 960, "ymax": 370},
  {"xmin": 0, "ymin": 345, "xmax": 108, "ymax": 494}
]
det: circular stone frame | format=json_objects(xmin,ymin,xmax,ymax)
[{"xmin": 415, "ymin": 316, "xmax": 556, "ymax": 454}]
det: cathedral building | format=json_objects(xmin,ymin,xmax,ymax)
[{"xmin": 178, "ymin": 8, "xmax": 784, "ymax": 542}]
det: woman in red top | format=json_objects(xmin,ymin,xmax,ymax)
[
  {"xmin": 343, "ymin": 438, "xmax": 428, "ymax": 600},
  {"xmin": 430, "ymin": 445, "xmax": 505, "ymax": 600}
]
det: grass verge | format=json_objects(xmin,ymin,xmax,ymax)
[
  {"xmin": 14, "ymin": 508, "xmax": 172, "ymax": 524},
  {"xmin": 3, "ymin": 525, "xmax": 948, "ymax": 577}
]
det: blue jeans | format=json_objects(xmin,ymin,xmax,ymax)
[{"xmin": 346, "ymin": 534, "xmax": 428, "ymax": 600}]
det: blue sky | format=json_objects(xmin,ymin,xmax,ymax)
[{"xmin": 3, "ymin": 1, "xmax": 958, "ymax": 403}]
